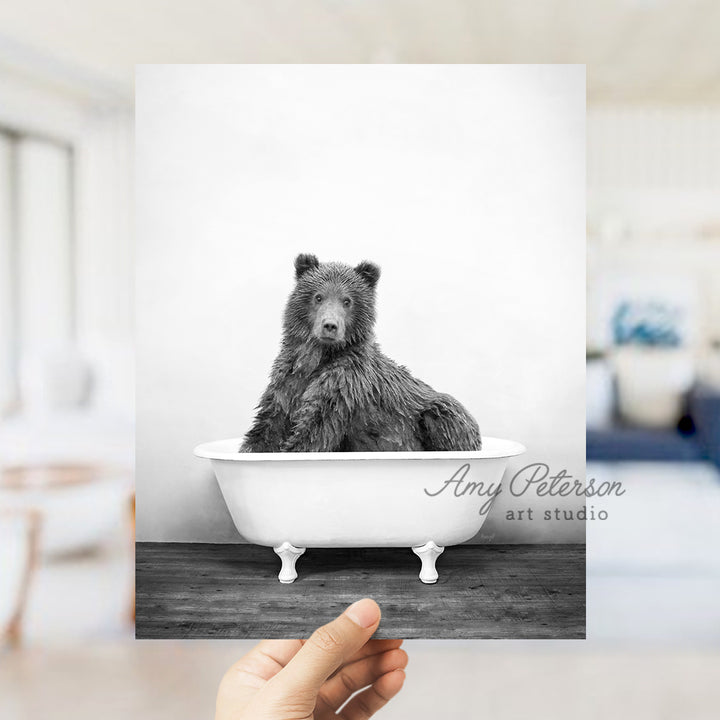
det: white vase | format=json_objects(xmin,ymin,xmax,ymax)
[
  {"xmin": 613, "ymin": 346, "xmax": 695, "ymax": 428},
  {"xmin": 586, "ymin": 358, "xmax": 614, "ymax": 429},
  {"xmin": 699, "ymin": 345, "xmax": 720, "ymax": 391}
]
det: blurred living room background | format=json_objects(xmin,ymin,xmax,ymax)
[
  {"xmin": 586, "ymin": 105, "xmax": 720, "ymax": 642},
  {"xmin": 1, "ymin": 1, "xmax": 719, "ymax": 719}
]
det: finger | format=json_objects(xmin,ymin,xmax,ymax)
[
  {"xmin": 339, "ymin": 669, "xmax": 406, "ymax": 720},
  {"xmin": 269, "ymin": 598, "xmax": 381, "ymax": 698},
  {"xmin": 227, "ymin": 640, "xmax": 303, "ymax": 687},
  {"xmin": 294, "ymin": 638, "xmax": 402, "ymax": 682},
  {"xmin": 318, "ymin": 648, "xmax": 408, "ymax": 712},
  {"xmin": 303, "ymin": 638, "xmax": 402, "ymax": 656},
  {"xmin": 216, "ymin": 640, "xmax": 304, "ymax": 720},
  {"xmin": 252, "ymin": 639, "xmax": 305, "ymax": 669},
  {"xmin": 330, "ymin": 638, "xmax": 404, "ymax": 675},
  {"xmin": 221, "ymin": 639, "xmax": 303, "ymax": 693}
]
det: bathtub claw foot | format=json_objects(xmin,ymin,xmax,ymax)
[
  {"xmin": 274, "ymin": 542, "xmax": 305, "ymax": 583},
  {"xmin": 412, "ymin": 541, "xmax": 444, "ymax": 584}
]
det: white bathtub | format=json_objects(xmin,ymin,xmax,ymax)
[{"xmin": 194, "ymin": 437, "xmax": 525, "ymax": 583}]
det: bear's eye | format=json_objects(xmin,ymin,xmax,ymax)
[
  {"xmin": 342, "ymin": 298, "xmax": 352, "ymax": 308},
  {"xmin": 314, "ymin": 293, "xmax": 323, "ymax": 303}
]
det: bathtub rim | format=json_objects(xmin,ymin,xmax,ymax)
[{"xmin": 194, "ymin": 436, "xmax": 526, "ymax": 461}]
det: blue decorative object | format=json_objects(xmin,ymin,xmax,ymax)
[{"xmin": 612, "ymin": 301, "xmax": 683, "ymax": 347}]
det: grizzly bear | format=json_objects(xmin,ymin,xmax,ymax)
[{"xmin": 240, "ymin": 254, "xmax": 481, "ymax": 452}]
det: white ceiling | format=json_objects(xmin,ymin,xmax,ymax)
[{"xmin": 0, "ymin": 0, "xmax": 719, "ymax": 105}]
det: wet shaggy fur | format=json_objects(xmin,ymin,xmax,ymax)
[{"xmin": 240, "ymin": 254, "xmax": 481, "ymax": 452}]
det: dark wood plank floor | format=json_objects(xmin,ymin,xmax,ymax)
[{"xmin": 136, "ymin": 543, "xmax": 585, "ymax": 640}]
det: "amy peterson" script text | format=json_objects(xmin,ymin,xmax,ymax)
[{"xmin": 424, "ymin": 462, "xmax": 625, "ymax": 515}]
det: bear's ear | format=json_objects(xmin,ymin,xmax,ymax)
[
  {"xmin": 355, "ymin": 261, "xmax": 381, "ymax": 289},
  {"xmin": 294, "ymin": 253, "xmax": 320, "ymax": 279}
]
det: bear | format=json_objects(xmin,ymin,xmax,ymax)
[{"xmin": 240, "ymin": 253, "xmax": 481, "ymax": 453}]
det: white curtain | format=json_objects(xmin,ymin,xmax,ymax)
[
  {"xmin": 0, "ymin": 133, "xmax": 15, "ymax": 414},
  {"xmin": 16, "ymin": 138, "xmax": 74, "ymax": 356}
]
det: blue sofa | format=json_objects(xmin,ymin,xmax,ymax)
[{"xmin": 587, "ymin": 383, "xmax": 720, "ymax": 466}]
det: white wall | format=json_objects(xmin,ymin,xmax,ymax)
[
  {"xmin": 587, "ymin": 106, "xmax": 720, "ymax": 360},
  {"xmin": 136, "ymin": 65, "xmax": 586, "ymax": 543},
  {"xmin": 74, "ymin": 109, "xmax": 135, "ymax": 417}
]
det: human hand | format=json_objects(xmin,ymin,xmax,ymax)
[{"xmin": 215, "ymin": 598, "xmax": 407, "ymax": 719}]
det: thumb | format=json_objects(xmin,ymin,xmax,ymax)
[{"xmin": 270, "ymin": 598, "xmax": 381, "ymax": 698}]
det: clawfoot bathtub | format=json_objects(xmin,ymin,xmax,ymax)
[{"xmin": 194, "ymin": 438, "xmax": 525, "ymax": 584}]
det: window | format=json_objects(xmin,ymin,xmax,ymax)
[{"xmin": 0, "ymin": 127, "xmax": 75, "ymax": 415}]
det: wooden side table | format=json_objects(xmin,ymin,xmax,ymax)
[{"xmin": 0, "ymin": 509, "xmax": 41, "ymax": 648}]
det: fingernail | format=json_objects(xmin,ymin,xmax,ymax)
[{"xmin": 345, "ymin": 598, "xmax": 380, "ymax": 628}]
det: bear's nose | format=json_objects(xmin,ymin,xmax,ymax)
[{"xmin": 323, "ymin": 321, "xmax": 338, "ymax": 334}]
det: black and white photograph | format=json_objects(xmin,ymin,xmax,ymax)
[{"xmin": 134, "ymin": 64, "xmax": 586, "ymax": 639}]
